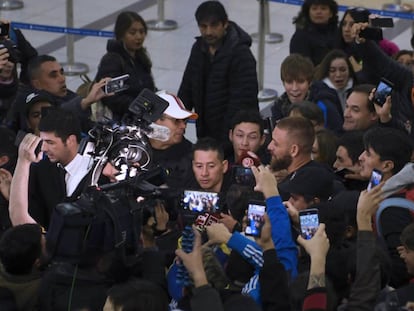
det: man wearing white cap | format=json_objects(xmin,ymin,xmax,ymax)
[{"xmin": 149, "ymin": 90, "xmax": 198, "ymax": 189}]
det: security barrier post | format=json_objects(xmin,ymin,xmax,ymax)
[
  {"xmin": 251, "ymin": 0, "xmax": 283, "ymax": 44},
  {"xmin": 257, "ymin": 0, "xmax": 278, "ymax": 102},
  {"xmin": 61, "ymin": 0, "xmax": 89, "ymax": 75},
  {"xmin": 147, "ymin": 0, "xmax": 178, "ymax": 31}
]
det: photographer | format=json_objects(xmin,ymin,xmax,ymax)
[
  {"xmin": 351, "ymin": 22, "xmax": 414, "ymax": 141},
  {"xmin": 0, "ymin": 20, "xmax": 38, "ymax": 124},
  {"xmin": 10, "ymin": 134, "xmax": 168, "ymax": 310}
]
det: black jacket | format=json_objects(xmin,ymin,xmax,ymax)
[
  {"xmin": 290, "ymin": 22, "xmax": 338, "ymax": 66},
  {"xmin": 178, "ymin": 21, "xmax": 259, "ymax": 143},
  {"xmin": 270, "ymin": 83, "xmax": 344, "ymax": 136},
  {"xmin": 95, "ymin": 40, "xmax": 156, "ymax": 120},
  {"xmin": 354, "ymin": 40, "xmax": 414, "ymax": 140}
]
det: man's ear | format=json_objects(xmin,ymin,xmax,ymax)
[
  {"xmin": 32, "ymin": 78, "xmax": 41, "ymax": 90},
  {"xmin": 65, "ymin": 134, "xmax": 77, "ymax": 147},
  {"xmin": 222, "ymin": 159, "xmax": 229, "ymax": 174},
  {"xmin": 228, "ymin": 129, "xmax": 233, "ymax": 142},
  {"xmin": 223, "ymin": 20, "xmax": 229, "ymax": 30},
  {"xmin": 259, "ymin": 134, "xmax": 266, "ymax": 146},
  {"xmin": 370, "ymin": 111, "xmax": 379, "ymax": 122},
  {"xmin": 381, "ymin": 160, "xmax": 394, "ymax": 174},
  {"xmin": 290, "ymin": 144, "xmax": 299, "ymax": 157}
]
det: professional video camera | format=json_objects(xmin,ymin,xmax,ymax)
[
  {"xmin": 80, "ymin": 88, "xmax": 170, "ymax": 189},
  {"xmin": 47, "ymin": 89, "xmax": 170, "ymax": 265}
]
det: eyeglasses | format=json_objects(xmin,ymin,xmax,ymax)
[{"xmin": 161, "ymin": 115, "xmax": 189, "ymax": 125}]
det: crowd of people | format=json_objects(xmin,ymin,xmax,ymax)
[{"xmin": 1, "ymin": 0, "xmax": 414, "ymax": 310}]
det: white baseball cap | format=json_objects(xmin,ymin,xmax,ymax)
[{"xmin": 156, "ymin": 90, "xmax": 198, "ymax": 120}]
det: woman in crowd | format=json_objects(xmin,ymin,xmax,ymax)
[
  {"xmin": 313, "ymin": 49, "xmax": 356, "ymax": 113},
  {"xmin": 95, "ymin": 11, "xmax": 156, "ymax": 120},
  {"xmin": 290, "ymin": 0, "xmax": 339, "ymax": 66},
  {"xmin": 335, "ymin": 7, "xmax": 399, "ymax": 84}
]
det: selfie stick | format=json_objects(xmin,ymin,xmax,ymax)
[
  {"xmin": 146, "ymin": 0, "xmax": 178, "ymax": 31},
  {"xmin": 61, "ymin": 0, "xmax": 89, "ymax": 75},
  {"xmin": 250, "ymin": 0, "xmax": 283, "ymax": 44},
  {"xmin": 0, "ymin": 0, "xmax": 23, "ymax": 10},
  {"xmin": 257, "ymin": 0, "xmax": 278, "ymax": 102}
]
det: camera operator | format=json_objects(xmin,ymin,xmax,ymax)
[
  {"xmin": 10, "ymin": 133, "xmax": 167, "ymax": 311},
  {"xmin": 351, "ymin": 21, "xmax": 414, "ymax": 141}
]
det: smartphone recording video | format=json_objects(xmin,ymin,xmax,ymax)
[
  {"xmin": 0, "ymin": 23, "xmax": 10, "ymax": 37},
  {"xmin": 359, "ymin": 27, "xmax": 383, "ymax": 41},
  {"xmin": 373, "ymin": 78, "xmax": 393, "ymax": 107},
  {"xmin": 231, "ymin": 165, "xmax": 255, "ymax": 187},
  {"xmin": 370, "ymin": 17, "xmax": 394, "ymax": 28},
  {"xmin": 299, "ymin": 209, "xmax": 319, "ymax": 240},
  {"xmin": 245, "ymin": 201, "xmax": 266, "ymax": 237},
  {"xmin": 104, "ymin": 74, "xmax": 130, "ymax": 94},
  {"xmin": 181, "ymin": 190, "xmax": 220, "ymax": 214},
  {"xmin": 367, "ymin": 169, "xmax": 383, "ymax": 191}
]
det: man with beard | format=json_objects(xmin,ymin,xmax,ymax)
[
  {"xmin": 267, "ymin": 116, "xmax": 337, "ymax": 201},
  {"xmin": 178, "ymin": 1, "xmax": 259, "ymax": 146}
]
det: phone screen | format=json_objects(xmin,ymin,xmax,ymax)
[
  {"xmin": 367, "ymin": 169, "xmax": 382, "ymax": 191},
  {"xmin": 299, "ymin": 209, "xmax": 319, "ymax": 240},
  {"xmin": 104, "ymin": 74, "xmax": 130, "ymax": 94},
  {"xmin": 232, "ymin": 166, "xmax": 255, "ymax": 187},
  {"xmin": 181, "ymin": 190, "xmax": 220, "ymax": 213},
  {"xmin": 245, "ymin": 201, "xmax": 266, "ymax": 237},
  {"xmin": 0, "ymin": 23, "xmax": 9, "ymax": 36},
  {"xmin": 374, "ymin": 79, "xmax": 393, "ymax": 106},
  {"xmin": 370, "ymin": 18, "xmax": 394, "ymax": 28}
]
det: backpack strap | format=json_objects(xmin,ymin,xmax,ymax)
[{"xmin": 376, "ymin": 197, "xmax": 414, "ymax": 237}]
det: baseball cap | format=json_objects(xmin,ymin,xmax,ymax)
[
  {"xmin": 25, "ymin": 91, "xmax": 53, "ymax": 115},
  {"xmin": 279, "ymin": 166, "xmax": 334, "ymax": 200},
  {"xmin": 156, "ymin": 90, "xmax": 198, "ymax": 120}
]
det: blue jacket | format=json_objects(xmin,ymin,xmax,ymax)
[{"xmin": 227, "ymin": 195, "xmax": 298, "ymax": 304}]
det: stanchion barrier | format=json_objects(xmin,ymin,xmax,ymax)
[
  {"xmin": 268, "ymin": 0, "xmax": 414, "ymax": 19},
  {"xmin": 251, "ymin": 0, "xmax": 283, "ymax": 44},
  {"xmin": 146, "ymin": 0, "xmax": 177, "ymax": 31},
  {"xmin": 0, "ymin": 0, "xmax": 23, "ymax": 10},
  {"xmin": 11, "ymin": 22, "xmax": 113, "ymax": 37},
  {"xmin": 60, "ymin": 0, "xmax": 89, "ymax": 76},
  {"xmin": 257, "ymin": 0, "xmax": 278, "ymax": 102},
  {"xmin": 8, "ymin": 1, "xmax": 414, "ymax": 82}
]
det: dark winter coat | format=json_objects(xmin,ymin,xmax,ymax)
[
  {"xmin": 290, "ymin": 22, "xmax": 338, "ymax": 66},
  {"xmin": 178, "ymin": 21, "xmax": 259, "ymax": 143},
  {"xmin": 95, "ymin": 39, "xmax": 156, "ymax": 120}
]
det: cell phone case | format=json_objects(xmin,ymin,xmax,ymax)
[{"xmin": 176, "ymin": 226, "xmax": 194, "ymax": 287}]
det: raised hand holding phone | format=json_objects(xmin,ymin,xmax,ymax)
[
  {"xmin": 299, "ymin": 208, "xmax": 319, "ymax": 240},
  {"xmin": 367, "ymin": 169, "xmax": 383, "ymax": 192},
  {"xmin": 244, "ymin": 200, "xmax": 266, "ymax": 238},
  {"xmin": 373, "ymin": 78, "xmax": 393, "ymax": 107}
]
